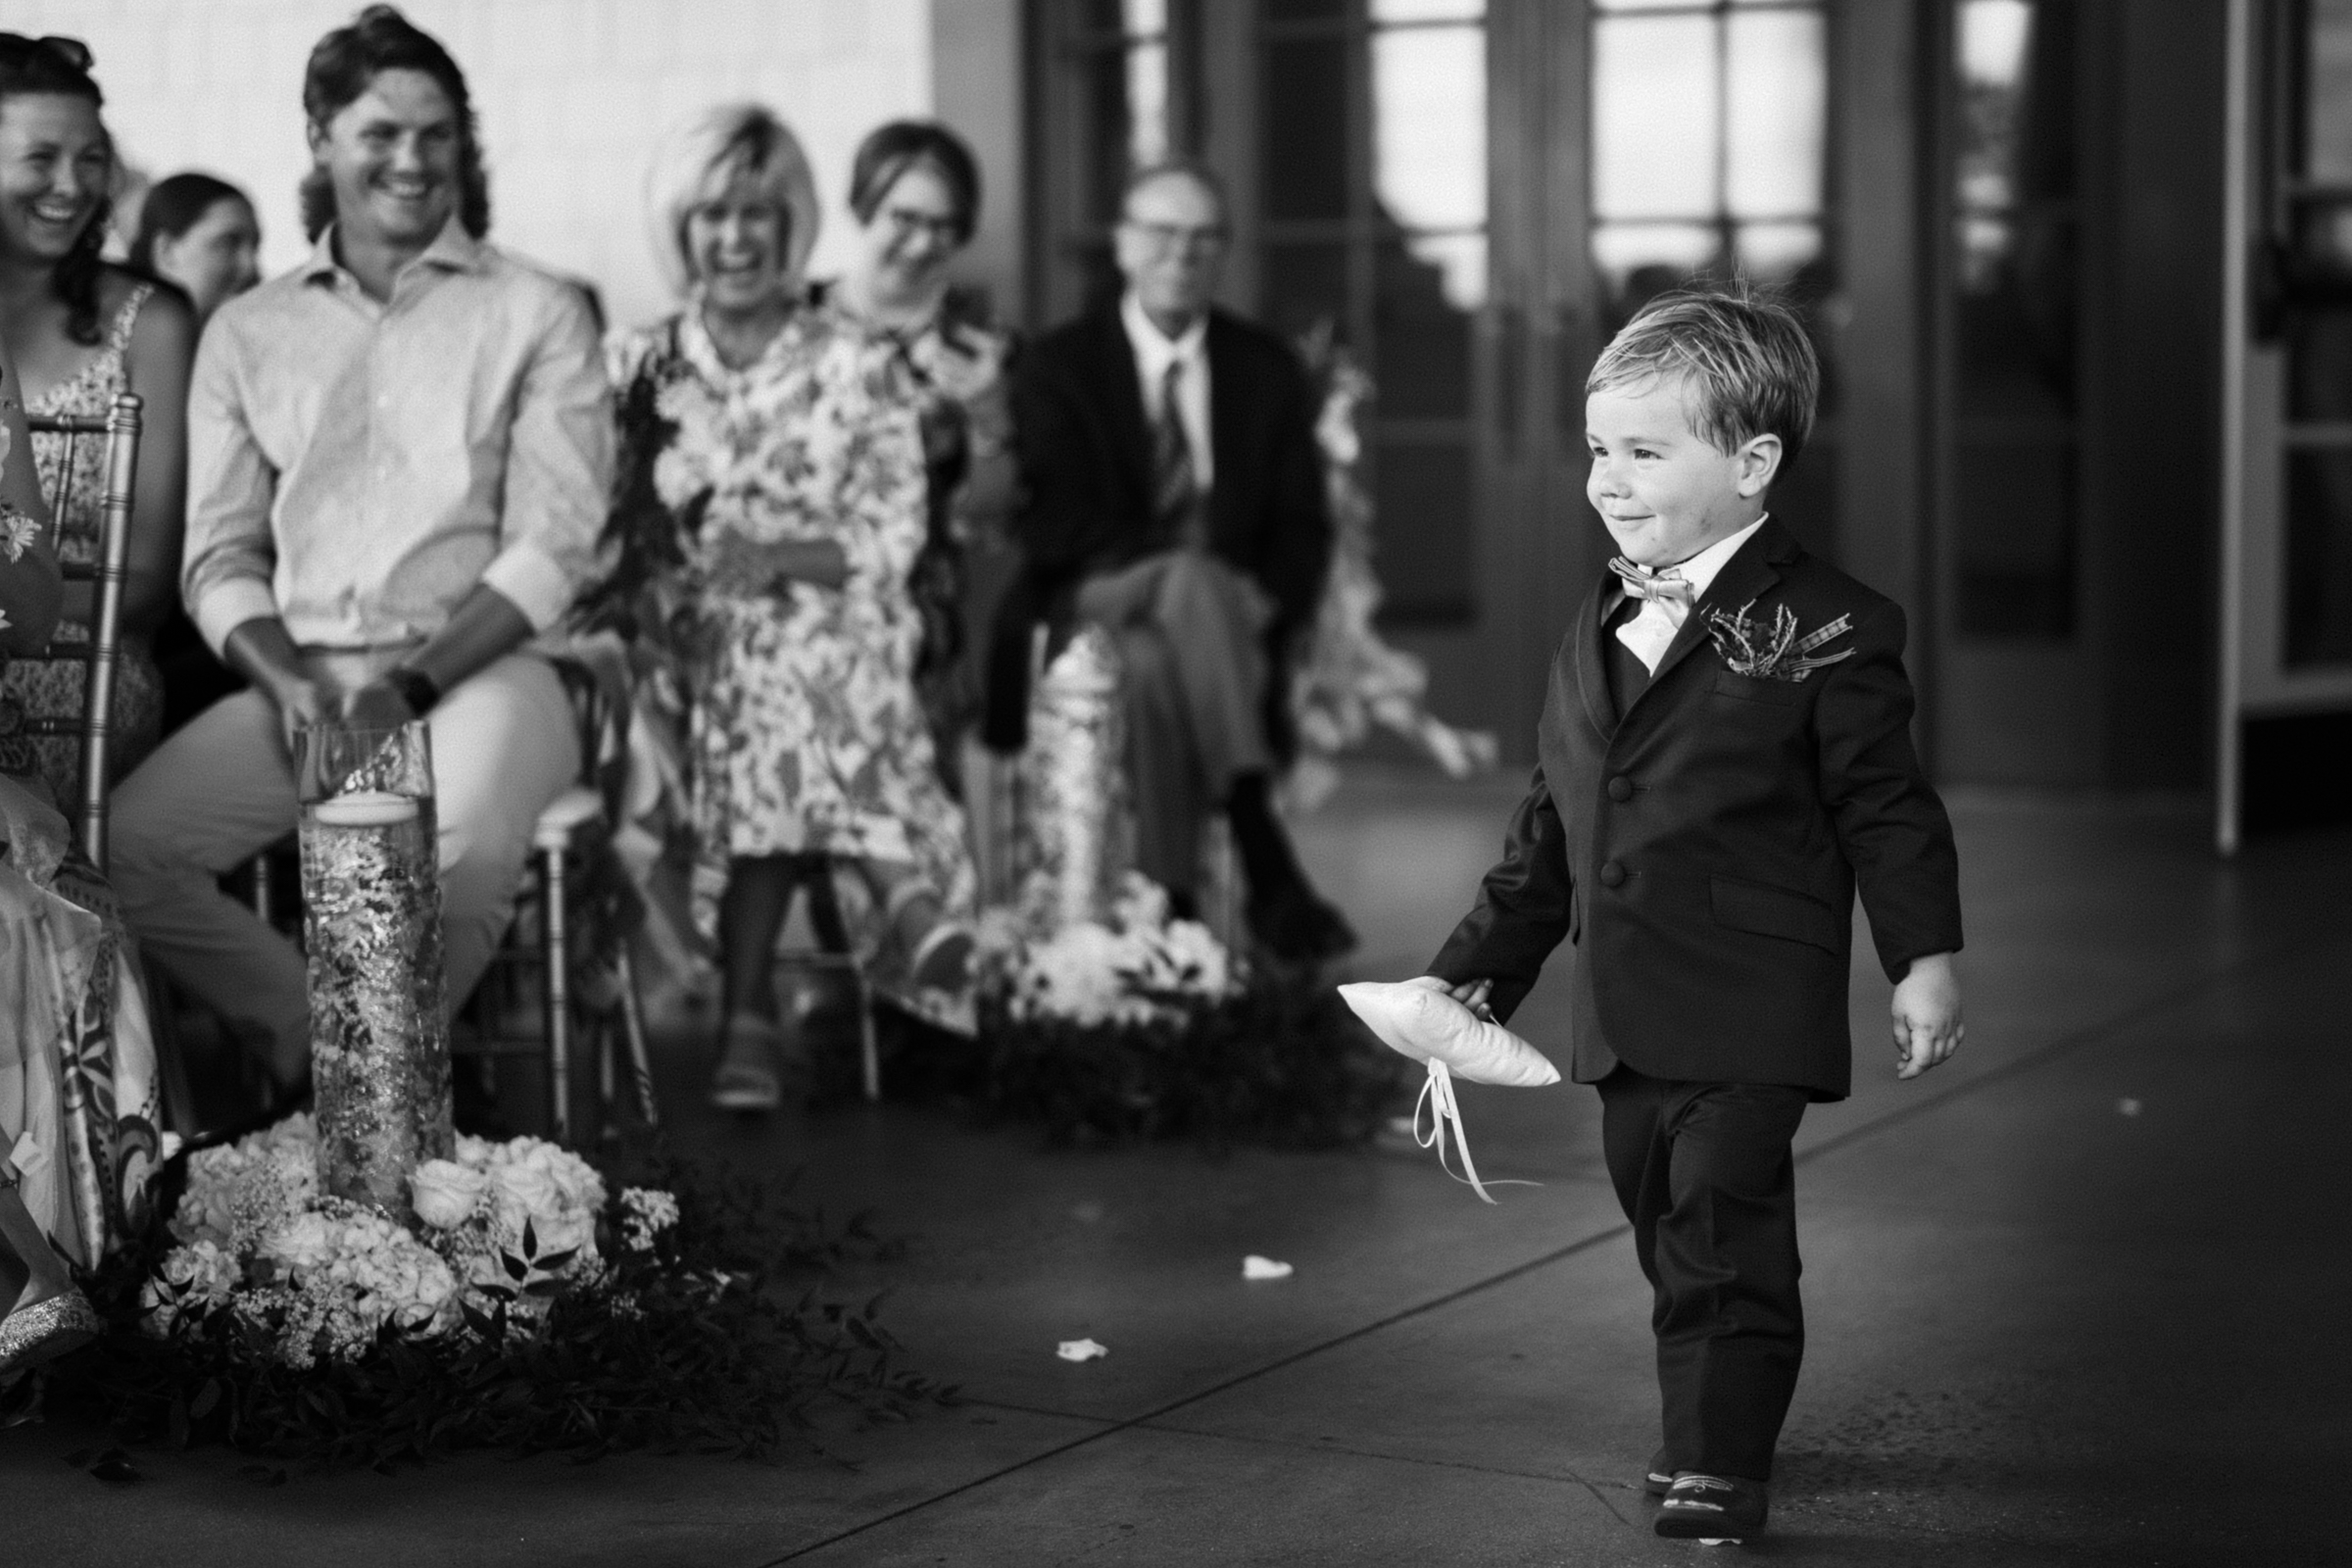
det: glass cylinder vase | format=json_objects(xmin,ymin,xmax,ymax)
[
  {"xmin": 1017, "ymin": 625, "xmax": 1135, "ymax": 929},
  {"xmin": 295, "ymin": 721, "xmax": 454, "ymax": 1223}
]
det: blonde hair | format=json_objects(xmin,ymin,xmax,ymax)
[
  {"xmin": 1588, "ymin": 285, "xmax": 1820, "ymax": 468},
  {"xmin": 644, "ymin": 104, "xmax": 820, "ymax": 298}
]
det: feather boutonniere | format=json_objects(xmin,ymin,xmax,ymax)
[{"xmin": 1705, "ymin": 600, "xmax": 1855, "ymax": 682}]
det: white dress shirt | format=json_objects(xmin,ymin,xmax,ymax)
[
  {"xmin": 1615, "ymin": 514, "xmax": 1768, "ymax": 673},
  {"xmin": 1120, "ymin": 290, "xmax": 1213, "ymax": 494}
]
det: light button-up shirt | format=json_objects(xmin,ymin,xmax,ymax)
[
  {"xmin": 1120, "ymin": 290, "xmax": 1212, "ymax": 493},
  {"xmin": 183, "ymin": 219, "xmax": 612, "ymax": 656}
]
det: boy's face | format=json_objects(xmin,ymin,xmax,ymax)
[{"xmin": 1585, "ymin": 374, "xmax": 1780, "ymax": 568}]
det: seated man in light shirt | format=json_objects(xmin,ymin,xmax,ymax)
[{"xmin": 109, "ymin": 7, "xmax": 612, "ymax": 1098}]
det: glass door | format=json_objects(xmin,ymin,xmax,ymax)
[{"xmin": 2223, "ymin": 0, "xmax": 2352, "ymax": 846}]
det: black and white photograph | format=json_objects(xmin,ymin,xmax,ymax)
[{"xmin": 0, "ymin": 2, "xmax": 2339, "ymax": 1562}]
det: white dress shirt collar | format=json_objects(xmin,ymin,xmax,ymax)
[
  {"xmin": 1666, "ymin": 514, "xmax": 1769, "ymax": 602},
  {"xmin": 1119, "ymin": 291, "xmax": 1213, "ymax": 491}
]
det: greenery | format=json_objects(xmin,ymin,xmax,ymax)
[{"xmin": 44, "ymin": 1147, "xmax": 950, "ymax": 1474}]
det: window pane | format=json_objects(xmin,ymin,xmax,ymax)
[
  {"xmin": 1374, "ymin": 440, "xmax": 1477, "ymax": 623},
  {"xmin": 1371, "ymin": 25, "xmax": 1486, "ymax": 231},
  {"xmin": 1372, "ymin": 0, "xmax": 1484, "ymax": 20},
  {"xmin": 2308, "ymin": 0, "xmax": 2352, "ymax": 183},
  {"xmin": 1263, "ymin": 36, "xmax": 1351, "ymax": 219},
  {"xmin": 1725, "ymin": 9, "xmax": 1826, "ymax": 219},
  {"xmin": 1126, "ymin": 40, "xmax": 1169, "ymax": 171},
  {"xmin": 1262, "ymin": 241, "xmax": 1351, "ymax": 344},
  {"xmin": 1592, "ymin": 220, "xmax": 1719, "ymax": 291},
  {"xmin": 1377, "ymin": 233, "xmax": 1478, "ymax": 416},
  {"xmin": 1734, "ymin": 220, "xmax": 1821, "ymax": 282},
  {"xmin": 1593, "ymin": 15, "xmax": 1721, "ymax": 220},
  {"xmin": 1123, "ymin": 0, "xmax": 1167, "ymax": 34},
  {"xmin": 1956, "ymin": 436, "xmax": 2075, "ymax": 638},
  {"xmin": 2285, "ymin": 449, "xmax": 2352, "ymax": 666},
  {"xmin": 1082, "ymin": 43, "xmax": 1165, "ymax": 223}
]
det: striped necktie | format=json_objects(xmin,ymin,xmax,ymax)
[{"xmin": 1152, "ymin": 358, "xmax": 1200, "ymax": 544}]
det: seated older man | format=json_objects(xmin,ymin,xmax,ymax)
[
  {"xmin": 987, "ymin": 162, "xmax": 1353, "ymax": 961},
  {"xmin": 108, "ymin": 9, "xmax": 611, "ymax": 1098}
]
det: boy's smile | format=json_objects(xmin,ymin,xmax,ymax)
[{"xmin": 1586, "ymin": 375, "xmax": 1779, "ymax": 569}]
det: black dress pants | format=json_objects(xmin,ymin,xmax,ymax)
[{"xmin": 1597, "ymin": 1065, "xmax": 1811, "ymax": 1483}]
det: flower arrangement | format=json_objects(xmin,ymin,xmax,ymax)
[
  {"xmin": 1704, "ymin": 600, "xmax": 1855, "ymax": 683},
  {"xmin": 887, "ymin": 874, "xmax": 1399, "ymax": 1150},
  {"xmin": 54, "ymin": 1123, "xmax": 942, "ymax": 1472}
]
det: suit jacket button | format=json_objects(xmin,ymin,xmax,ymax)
[
  {"xmin": 1598, "ymin": 859, "xmax": 1626, "ymax": 888},
  {"xmin": 1607, "ymin": 775, "xmax": 1634, "ymax": 802}
]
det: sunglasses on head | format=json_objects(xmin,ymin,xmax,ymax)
[{"xmin": 0, "ymin": 34, "xmax": 95, "ymax": 73}]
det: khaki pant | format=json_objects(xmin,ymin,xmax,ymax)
[
  {"xmin": 1075, "ymin": 551, "xmax": 1273, "ymax": 897},
  {"xmin": 109, "ymin": 649, "xmax": 579, "ymax": 1080}
]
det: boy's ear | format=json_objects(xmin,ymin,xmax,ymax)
[{"xmin": 1735, "ymin": 432, "xmax": 1784, "ymax": 498}]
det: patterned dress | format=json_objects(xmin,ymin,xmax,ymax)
[
  {"xmin": 605, "ymin": 303, "xmax": 975, "ymax": 1015},
  {"xmin": 0, "ymin": 282, "xmax": 169, "ymax": 804},
  {"xmin": 0, "ymin": 486, "xmax": 163, "ymax": 1266}
]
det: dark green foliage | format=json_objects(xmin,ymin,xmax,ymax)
[{"xmin": 48, "ymin": 1149, "xmax": 948, "ymax": 1474}]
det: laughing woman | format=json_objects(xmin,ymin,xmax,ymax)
[
  {"xmin": 0, "ymin": 35, "xmax": 194, "ymax": 802},
  {"xmin": 599, "ymin": 106, "xmax": 977, "ymax": 1111}
]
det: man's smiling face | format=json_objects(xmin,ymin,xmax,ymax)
[
  {"xmin": 310, "ymin": 68, "xmax": 461, "ymax": 250},
  {"xmin": 1584, "ymin": 373, "xmax": 1778, "ymax": 568}
]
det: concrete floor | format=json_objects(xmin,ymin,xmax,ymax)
[{"xmin": 7, "ymin": 767, "xmax": 2347, "ymax": 1566}]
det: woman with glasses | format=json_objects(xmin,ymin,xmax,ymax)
[
  {"xmin": 595, "ymin": 106, "xmax": 976, "ymax": 1112},
  {"xmin": 0, "ymin": 35, "xmax": 195, "ymax": 803}
]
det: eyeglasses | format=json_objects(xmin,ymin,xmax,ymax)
[
  {"xmin": 0, "ymin": 34, "xmax": 95, "ymax": 73},
  {"xmin": 1122, "ymin": 220, "xmax": 1229, "ymax": 256}
]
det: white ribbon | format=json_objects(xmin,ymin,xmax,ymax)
[{"xmin": 1411, "ymin": 1058, "xmax": 1540, "ymax": 1204}]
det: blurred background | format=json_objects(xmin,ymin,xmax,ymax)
[{"xmin": 15, "ymin": 0, "xmax": 2350, "ymax": 846}]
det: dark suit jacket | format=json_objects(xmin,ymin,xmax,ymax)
[
  {"xmin": 1427, "ymin": 520, "xmax": 1963, "ymax": 1101},
  {"xmin": 983, "ymin": 305, "xmax": 1332, "ymax": 754}
]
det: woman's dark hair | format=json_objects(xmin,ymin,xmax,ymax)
[
  {"xmin": 848, "ymin": 120, "xmax": 981, "ymax": 245},
  {"xmin": 298, "ymin": 5, "xmax": 488, "ymax": 242},
  {"xmin": 0, "ymin": 33, "xmax": 112, "ymax": 346},
  {"xmin": 128, "ymin": 172, "xmax": 251, "ymax": 275}
]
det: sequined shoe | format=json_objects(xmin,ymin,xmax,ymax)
[
  {"xmin": 0, "ymin": 1289, "xmax": 102, "ymax": 1377},
  {"xmin": 1654, "ymin": 1472, "xmax": 1768, "ymax": 1545}
]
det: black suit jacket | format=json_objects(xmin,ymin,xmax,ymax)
[
  {"xmin": 983, "ymin": 305, "xmax": 1332, "ymax": 754},
  {"xmin": 1427, "ymin": 520, "xmax": 1963, "ymax": 1101}
]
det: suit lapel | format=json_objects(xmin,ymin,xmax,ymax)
[
  {"xmin": 1574, "ymin": 579, "xmax": 1621, "ymax": 739},
  {"xmin": 1623, "ymin": 519, "xmax": 1797, "ymax": 714}
]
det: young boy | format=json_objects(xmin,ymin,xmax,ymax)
[{"xmin": 1422, "ymin": 288, "xmax": 1964, "ymax": 1546}]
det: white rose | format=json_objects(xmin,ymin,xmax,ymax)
[
  {"xmin": 257, "ymin": 1210, "xmax": 335, "ymax": 1274},
  {"xmin": 409, "ymin": 1159, "xmax": 489, "ymax": 1230},
  {"xmin": 490, "ymin": 1159, "xmax": 563, "ymax": 1233}
]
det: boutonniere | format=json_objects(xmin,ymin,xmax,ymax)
[{"xmin": 1705, "ymin": 600, "xmax": 1855, "ymax": 682}]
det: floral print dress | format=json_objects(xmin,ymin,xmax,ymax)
[
  {"xmin": 604, "ymin": 303, "xmax": 975, "ymax": 1016},
  {"xmin": 0, "ymin": 282, "xmax": 169, "ymax": 805}
]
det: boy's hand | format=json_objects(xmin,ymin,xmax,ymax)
[
  {"xmin": 1891, "ymin": 953, "xmax": 1963, "ymax": 1079},
  {"xmin": 1408, "ymin": 974, "xmax": 1497, "ymax": 1022}
]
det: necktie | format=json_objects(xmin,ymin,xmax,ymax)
[
  {"xmin": 1152, "ymin": 359, "xmax": 1200, "ymax": 544},
  {"xmin": 1608, "ymin": 558, "xmax": 1691, "ymax": 675}
]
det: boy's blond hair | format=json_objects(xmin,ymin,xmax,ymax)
[{"xmin": 1588, "ymin": 285, "xmax": 1820, "ymax": 469}]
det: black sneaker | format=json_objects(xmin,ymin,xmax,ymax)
[
  {"xmin": 1654, "ymin": 1472, "xmax": 1768, "ymax": 1544},
  {"xmin": 1643, "ymin": 1448, "xmax": 1676, "ymax": 1497}
]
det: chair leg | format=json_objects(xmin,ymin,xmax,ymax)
[
  {"xmin": 857, "ymin": 968, "xmax": 881, "ymax": 1103},
  {"xmin": 540, "ymin": 844, "xmax": 571, "ymax": 1145},
  {"xmin": 613, "ymin": 947, "xmax": 661, "ymax": 1129}
]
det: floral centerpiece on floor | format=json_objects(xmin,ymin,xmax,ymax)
[
  {"xmin": 45, "ymin": 1118, "xmax": 940, "ymax": 1471},
  {"xmin": 956, "ymin": 873, "xmax": 1396, "ymax": 1149}
]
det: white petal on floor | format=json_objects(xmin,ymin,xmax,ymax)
[
  {"xmin": 1055, "ymin": 1338, "xmax": 1108, "ymax": 1362},
  {"xmin": 1242, "ymin": 1255, "xmax": 1294, "ymax": 1281}
]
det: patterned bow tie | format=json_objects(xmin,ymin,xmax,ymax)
[{"xmin": 1609, "ymin": 557, "xmax": 1694, "ymax": 607}]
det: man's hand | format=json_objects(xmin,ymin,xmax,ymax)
[
  {"xmin": 220, "ymin": 615, "xmax": 332, "ymax": 755},
  {"xmin": 339, "ymin": 677, "xmax": 416, "ymax": 734},
  {"xmin": 1891, "ymin": 952, "xmax": 1963, "ymax": 1079}
]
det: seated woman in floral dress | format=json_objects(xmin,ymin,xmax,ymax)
[
  {"xmin": 596, "ymin": 106, "xmax": 977, "ymax": 1111},
  {"xmin": 0, "ymin": 35, "xmax": 195, "ymax": 801},
  {"xmin": 0, "ymin": 328, "xmax": 161, "ymax": 1376}
]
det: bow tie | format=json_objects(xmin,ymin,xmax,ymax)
[{"xmin": 1609, "ymin": 557, "xmax": 1695, "ymax": 608}]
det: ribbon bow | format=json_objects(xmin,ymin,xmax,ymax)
[
  {"xmin": 1609, "ymin": 557, "xmax": 1694, "ymax": 607},
  {"xmin": 1412, "ymin": 1058, "xmax": 1540, "ymax": 1205}
]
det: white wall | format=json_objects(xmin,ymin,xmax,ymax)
[{"xmin": 11, "ymin": 0, "xmax": 935, "ymax": 332}]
